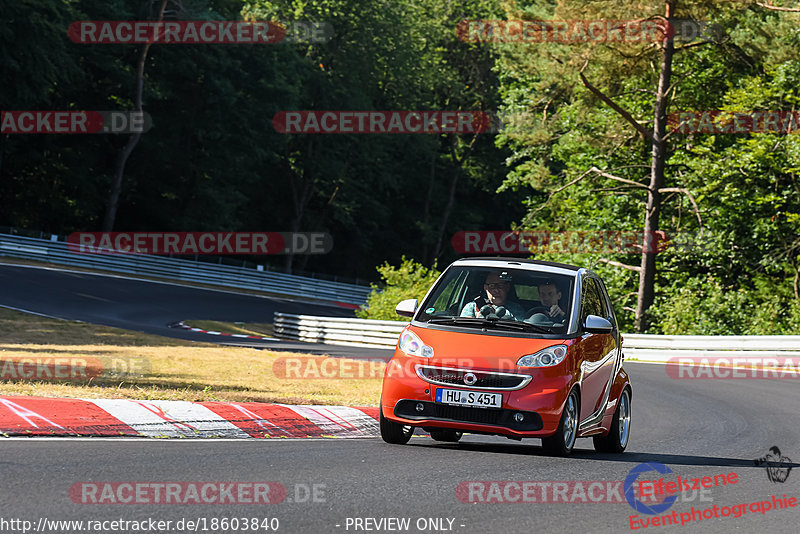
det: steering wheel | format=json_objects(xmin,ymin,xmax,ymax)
[{"xmin": 525, "ymin": 306, "xmax": 551, "ymax": 317}]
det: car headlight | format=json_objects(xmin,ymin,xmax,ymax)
[
  {"xmin": 517, "ymin": 345, "xmax": 568, "ymax": 367},
  {"xmin": 398, "ymin": 329, "xmax": 434, "ymax": 358}
]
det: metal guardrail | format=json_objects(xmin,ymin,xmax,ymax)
[
  {"xmin": 274, "ymin": 312, "xmax": 406, "ymax": 348},
  {"xmin": 621, "ymin": 334, "xmax": 800, "ymax": 360},
  {"xmin": 0, "ymin": 233, "xmax": 372, "ymax": 305},
  {"xmin": 273, "ymin": 314, "xmax": 800, "ymax": 356}
]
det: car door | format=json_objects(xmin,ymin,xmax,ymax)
[{"xmin": 576, "ymin": 277, "xmax": 617, "ymax": 421}]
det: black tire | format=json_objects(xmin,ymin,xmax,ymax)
[
  {"xmin": 379, "ymin": 405, "xmax": 414, "ymax": 445},
  {"xmin": 593, "ymin": 387, "xmax": 631, "ymax": 453},
  {"xmin": 429, "ymin": 429, "xmax": 463, "ymax": 442},
  {"xmin": 542, "ymin": 388, "xmax": 580, "ymax": 456}
]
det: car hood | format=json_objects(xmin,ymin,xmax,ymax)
[{"xmin": 408, "ymin": 324, "xmax": 570, "ymax": 372}]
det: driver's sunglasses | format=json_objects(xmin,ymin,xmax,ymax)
[{"xmin": 485, "ymin": 282, "xmax": 509, "ymax": 290}]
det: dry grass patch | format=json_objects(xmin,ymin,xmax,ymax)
[{"xmin": 0, "ymin": 308, "xmax": 381, "ymax": 406}]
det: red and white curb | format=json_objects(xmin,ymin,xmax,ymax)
[
  {"xmin": 0, "ymin": 396, "xmax": 379, "ymax": 439},
  {"xmin": 170, "ymin": 321, "xmax": 277, "ymax": 341}
]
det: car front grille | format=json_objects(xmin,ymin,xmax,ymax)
[{"xmin": 416, "ymin": 365, "xmax": 531, "ymax": 390}]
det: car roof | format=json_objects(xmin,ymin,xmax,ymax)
[{"xmin": 453, "ymin": 257, "xmax": 581, "ymax": 272}]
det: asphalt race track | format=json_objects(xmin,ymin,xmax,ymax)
[
  {"xmin": 0, "ymin": 263, "xmax": 393, "ymax": 359},
  {"xmin": 1, "ymin": 364, "xmax": 798, "ymax": 533},
  {"xmin": 1, "ymin": 263, "xmax": 798, "ymax": 533}
]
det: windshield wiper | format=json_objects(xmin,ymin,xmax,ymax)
[
  {"xmin": 428, "ymin": 317, "xmax": 490, "ymax": 327},
  {"xmin": 492, "ymin": 320, "xmax": 555, "ymax": 333},
  {"xmin": 427, "ymin": 317, "xmax": 554, "ymax": 333}
]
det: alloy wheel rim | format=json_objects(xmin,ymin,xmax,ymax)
[{"xmin": 618, "ymin": 391, "xmax": 630, "ymax": 446}]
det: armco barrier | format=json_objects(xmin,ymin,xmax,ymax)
[
  {"xmin": 272, "ymin": 314, "xmax": 800, "ymax": 357},
  {"xmin": 0, "ymin": 233, "xmax": 371, "ymax": 305},
  {"xmin": 621, "ymin": 334, "xmax": 800, "ymax": 362},
  {"xmin": 273, "ymin": 313, "xmax": 406, "ymax": 348}
]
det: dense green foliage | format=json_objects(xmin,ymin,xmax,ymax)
[
  {"xmin": 355, "ymin": 258, "xmax": 440, "ymax": 321},
  {"xmin": 2, "ymin": 0, "xmax": 522, "ymax": 281},
  {"xmin": 3, "ymin": 1, "xmax": 799, "ymax": 332}
]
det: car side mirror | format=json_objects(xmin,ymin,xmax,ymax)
[
  {"xmin": 584, "ymin": 314, "xmax": 613, "ymax": 334},
  {"xmin": 395, "ymin": 298, "xmax": 419, "ymax": 318}
]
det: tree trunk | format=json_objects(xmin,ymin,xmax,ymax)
[
  {"xmin": 635, "ymin": 1, "xmax": 675, "ymax": 332},
  {"xmin": 422, "ymin": 150, "xmax": 437, "ymax": 264},
  {"xmin": 283, "ymin": 138, "xmax": 315, "ymax": 273},
  {"xmin": 432, "ymin": 167, "xmax": 461, "ymax": 261},
  {"xmin": 432, "ymin": 135, "xmax": 477, "ymax": 261},
  {"xmin": 102, "ymin": 0, "xmax": 169, "ymax": 232}
]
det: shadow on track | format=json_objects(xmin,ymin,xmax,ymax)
[{"xmin": 406, "ymin": 440, "xmax": 800, "ymax": 469}]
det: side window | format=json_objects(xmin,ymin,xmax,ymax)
[
  {"xmin": 431, "ymin": 271, "xmax": 467, "ymax": 313},
  {"xmin": 596, "ymin": 278, "xmax": 616, "ymax": 325},
  {"xmin": 580, "ymin": 278, "xmax": 604, "ymax": 323}
]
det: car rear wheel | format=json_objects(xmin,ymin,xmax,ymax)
[
  {"xmin": 542, "ymin": 388, "xmax": 579, "ymax": 456},
  {"xmin": 429, "ymin": 429, "xmax": 463, "ymax": 442},
  {"xmin": 593, "ymin": 387, "xmax": 631, "ymax": 453},
  {"xmin": 379, "ymin": 405, "xmax": 414, "ymax": 445}
]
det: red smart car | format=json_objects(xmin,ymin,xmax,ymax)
[{"xmin": 379, "ymin": 258, "xmax": 631, "ymax": 455}]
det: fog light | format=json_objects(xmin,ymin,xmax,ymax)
[
  {"xmin": 514, "ymin": 413, "xmax": 524, "ymax": 422},
  {"xmin": 416, "ymin": 403, "xmax": 425, "ymax": 413}
]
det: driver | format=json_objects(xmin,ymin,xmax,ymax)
[{"xmin": 460, "ymin": 270, "xmax": 525, "ymax": 321}]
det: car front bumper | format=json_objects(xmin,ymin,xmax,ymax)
[{"xmin": 380, "ymin": 354, "xmax": 575, "ymax": 438}]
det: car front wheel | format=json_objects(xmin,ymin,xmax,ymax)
[
  {"xmin": 379, "ymin": 405, "xmax": 414, "ymax": 445},
  {"xmin": 593, "ymin": 387, "xmax": 631, "ymax": 453},
  {"xmin": 542, "ymin": 388, "xmax": 579, "ymax": 456}
]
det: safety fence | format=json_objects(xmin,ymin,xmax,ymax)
[
  {"xmin": 273, "ymin": 312, "xmax": 406, "ymax": 348},
  {"xmin": 273, "ymin": 313, "xmax": 800, "ymax": 357},
  {"xmin": 620, "ymin": 334, "xmax": 800, "ymax": 362},
  {"xmin": 0, "ymin": 233, "xmax": 371, "ymax": 305}
]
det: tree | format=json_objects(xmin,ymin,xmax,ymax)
[{"xmin": 494, "ymin": 0, "xmax": 737, "ymax": 331}]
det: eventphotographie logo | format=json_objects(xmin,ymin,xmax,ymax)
[{"xmin": 754, "ymin": 447, "xmax": 793, "ymax": 483}]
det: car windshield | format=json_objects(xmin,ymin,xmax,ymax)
[{"xmin": 416, "ymin": 266, "xmax": 574, "ymax": 334}]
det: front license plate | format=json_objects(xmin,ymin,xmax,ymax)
[{"xmin": 435, "ymin": 388, "xmax": 502, "ymax": 409}]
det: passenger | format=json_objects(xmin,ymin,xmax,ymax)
[
  {"xmin": 460, "ymin": 271, "xmax": 525, "ymax": 320},
  {"xmin": 526, "ymin": 279, "xmax": 567, "ymax": 324}
]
